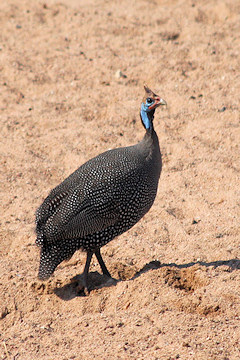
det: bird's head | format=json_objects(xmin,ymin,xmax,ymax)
[{"xmin": 140, "ymin": 86, "xmax": 167, "ymax": 130}]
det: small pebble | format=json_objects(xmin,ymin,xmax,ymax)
[
  {"xmin": 115, "ymin": 70, "xmax": 127, "ymax": 79},
  {"xmin": 218, "ymin": 106, "xmax": 226, "ymax": 112},
  {"xmin": 192, "ymin": 217, "xmax": 201, "ymax": 224}
]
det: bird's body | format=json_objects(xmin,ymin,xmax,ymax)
[{"xmin": 36, "ymin": 86, "xmax": 166, "ymax": 292}]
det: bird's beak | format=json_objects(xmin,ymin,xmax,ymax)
[
  {"xmin": 149, "ymin": 97, "xmax": 167, "ymax": 110},
  {"xmin": 159, "ymin": 99, "xmax": 167, "ymax": 105},
  {"xmin": 157, "ymin": 97, "xmax": 167, "ymax": 106}
]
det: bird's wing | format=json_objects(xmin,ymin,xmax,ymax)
[
  {"xmin": 42, "ymin": 185, "xmax": 121, "ymax": 243},
  {"xmin": 36, "ymin": 188, "xmax": 69, "ymax": 234}
]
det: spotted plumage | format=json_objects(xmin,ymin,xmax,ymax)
[{"xmin": 35, "ymin": 86, "xmax": 166, "ymax": 292}]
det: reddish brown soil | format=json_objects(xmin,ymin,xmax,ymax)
[{"xmin": 0, "ymin": 0, "xmax": 239, "ymax": 359}]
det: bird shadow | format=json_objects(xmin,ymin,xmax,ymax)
[
  {"xmin": 54, "ymin": 258, "xmax": 239, "ymax": 301},
  {"xmin": 54, "ymin": 272, "xmax": 118, "ymax": 300},
  {"xmin": 132, "ymin": 258, "xmax": 240, "ymax": 280}
]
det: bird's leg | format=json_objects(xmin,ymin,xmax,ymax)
[
  {"xmin": 95, "ymin": 249, "xmax": 111, "ymax": 278},
  {"xmin": 82, "ymin": 251, "xmax": 93, "ymax": 295}
]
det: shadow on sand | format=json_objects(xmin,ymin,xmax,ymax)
[{"xmin": 54, "ymin": 258, "xmax": 239, "ymax": 301}]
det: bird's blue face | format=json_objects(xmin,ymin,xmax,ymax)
[
  {"xmin": 141, "ymin": 97, "xmax": 155, "ymax": 113},
  {"xmin": 140, "ymin": 87, "xmax": 167, "ymax": 130},
  {"xmin": 146, "ymin": 97, "xmax": 155, "ymax": 110}
]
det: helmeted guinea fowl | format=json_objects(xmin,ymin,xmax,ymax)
[{"xmin": 36, "ymin": 86, "xmax": 166, "ymax": 293}]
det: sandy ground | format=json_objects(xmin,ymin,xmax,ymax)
[{"xmin": 0, "ymin": 0, "xmax": 240, "ymax": 359}]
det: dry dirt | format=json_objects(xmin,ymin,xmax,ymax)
[{"xmin": 0, "ymin": 0, "xmax": 240, "ymax": 359}]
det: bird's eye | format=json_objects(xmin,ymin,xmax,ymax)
[{"xmin": 146, "ymin": 97, "xmax": 153, "ymax": 104}]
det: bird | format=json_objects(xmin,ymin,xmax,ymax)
[{"xmin": 35, "ymin": 86, "xmax": 167, "ymax": 293}]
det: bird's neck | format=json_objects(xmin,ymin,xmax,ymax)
[{"xmin": 140, "ymin": 104, "xmax": 155, "ymax": 132}]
